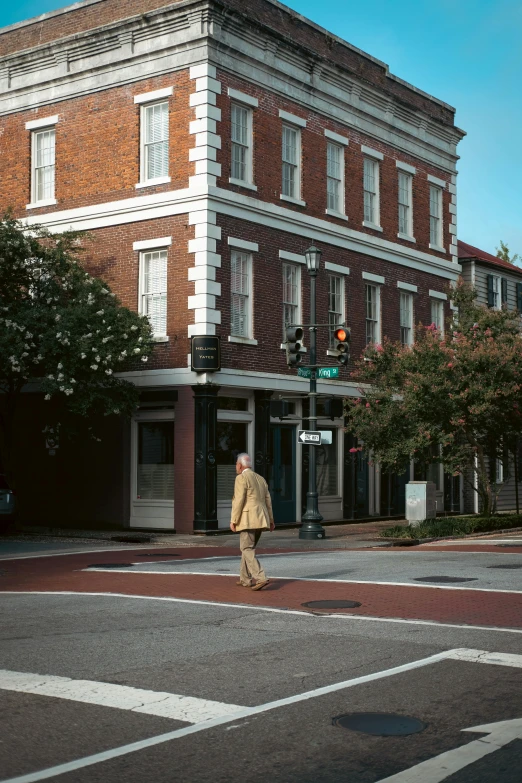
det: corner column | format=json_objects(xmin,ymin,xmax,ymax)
[
  {"xmin": 193, "ymin": 383, "xmax": 220, "ymax": 532},
  {"xmin": 254, "ymin": 390, "xmax": 273, "ymax": 480}
]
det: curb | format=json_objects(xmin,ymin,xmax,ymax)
[{"xmin": 378, "ymin": 525, "xmax": 522, "ymax": 547}]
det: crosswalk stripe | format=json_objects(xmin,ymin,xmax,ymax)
[{"xmin": 0, "ymin": 670, "xmax": 243, "ymax": 724}]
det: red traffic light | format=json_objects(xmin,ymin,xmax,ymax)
[{"xmin": 334, "ymin": 327, "xmax": 348, "ymax": 342}]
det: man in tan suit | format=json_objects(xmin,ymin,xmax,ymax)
[{"xmin": 230, "ymin": 453, "xmax": 275, "ymax": 590}]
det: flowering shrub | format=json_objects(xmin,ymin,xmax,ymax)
[
  {"xmin": 346, "ymin": 280, "xmax": 522, "ymax": 516},
  {"xmin": 0, "ymin": 215, "xmax": 153, "ymax": 478}
]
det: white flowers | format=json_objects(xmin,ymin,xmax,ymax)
[
  {"xmin": 133, "ymin": 348, "xmax": 141, "ymax": 354},
  {"xmin": 57, "ymin": 373, "xmax": 64, "ymax": 381},
  {"xmin": 55, "ymin": 314, "xmax": 61, "ymax": 321},
  {"xmin": 57, "ymin": 363, "xmax": 63, "ymax": 369},
  {"xmin": 90, "ymin": 364, "xmax": 98, "ymax": 370},
  {"xmin": 47, "ymin": 374, "xmax": 55, "ymax": 380},
  {"xmin": 44, "ymin": 394, "xmax": 51, "ymax": 401},
  {"xmin": 141, "ymin": 356, "xmax": 148, "ymax": 362},
  {"xmin": 130, "ymin": 325, "xmax": 138, "ymax": 331},
  {"xmin": 81, "ymin": 353, "xmax": 86, "ymax": 359},
  {"xmin": 105, "ymin": 369, "xmax": 113, "ymax": 375},
  {"xmin": 56, "ymin": 332, "xmax": 62, "ymax": 338},
  {"xmin": 95, "ymin": 355, "xmax": 101, "ymax": 362},
  {"xmin": 96, "ymin": 310, "xmax": 104, "ymax": 315}
]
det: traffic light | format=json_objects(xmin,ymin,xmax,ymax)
[
  {"xmin": 333, "ymin": 326, "xmax": 350, "ymax": 366},
  {"xmin": 322, "ymin": 398, "xmax": 344, "ymax": 420},
  {"xmin": 285, "ymin": 326, "xmax": 304, "ymax": 366}
]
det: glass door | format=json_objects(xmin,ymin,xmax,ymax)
[{"xmin": 269, "ymin": 424, "xmax": 296, "ymax": 525}]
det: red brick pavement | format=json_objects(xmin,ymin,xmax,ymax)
[{"xmin": 1, "ymin": 546, "xmax": 521, "ymax": 630}]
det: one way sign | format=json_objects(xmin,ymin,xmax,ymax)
[{"xmin": 298, "ymin": 430, "xmax": 321, "ymax": 444}]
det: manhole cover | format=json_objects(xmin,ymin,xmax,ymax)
[
  {"xmin": 488, "ymin": 564, "xmax": 522, "ymax": 569},
  {"xmin": 302, "ymin": 600, "xmax": 361, "ymax": 610},
  {"xmin": 333, "ymin": 712, "xmax": 426, "ymax": 736},
  {"xmin": 136, "ymin": 553, "xmax": 180, "ymax": 558},
  {"xmin": 87, "ymin": 563, "xmax": 134, "ymax": 569},
  {"xmin": 414, "ymin": 576, "xmax": 477, "ymax": 583}
]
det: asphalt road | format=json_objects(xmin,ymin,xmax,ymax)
[{"xmin": 0, "ymin": 542, "xmax": 521, "ymax": 783}]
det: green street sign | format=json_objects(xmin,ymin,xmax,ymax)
[
  {"xmin": 318, "ymin": 367, "xmax": 339, "ymax": 379},
  {"xmin": 297, "ymin": 367, "xmax": 312, "ymax": 379}
]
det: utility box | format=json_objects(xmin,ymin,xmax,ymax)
[{"xmin": 405, "ymin": 481, "xmax": 436, "ymax": 526}]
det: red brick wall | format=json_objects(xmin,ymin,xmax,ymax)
[
  {"xmin": 0, "ymin": 70, "xmax": 191, "ymax": 216},
  {"xmin": 81, "ymin": 215, "xmax": 193, "ymax": 370},
  {"xmin": 217, "ymin": 70, "xmax": 454, "ymax": 262},
  {"xmin": 216, "ymin": 214, "xmax": 453, "ymax": 376}
]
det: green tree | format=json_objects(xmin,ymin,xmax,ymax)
[
  {"xmin": 345, "ymin": 280, "xmax": 522, "ymax": 515},
  {"xmin": 0, "ymin": 215, "xmax": 153, "ymax": 486},
  {"xmin": 496, "ymin": 239, "xmax": 520, "ymax": 266}
]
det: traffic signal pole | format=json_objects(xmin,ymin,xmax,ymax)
[{"xmin": 300, "ymin": 269, "xmax": 326, "ymax": 540}]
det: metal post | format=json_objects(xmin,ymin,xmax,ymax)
[{"xmin": 300, "ymin": 271, "xmax": 325, "ymax": 539}]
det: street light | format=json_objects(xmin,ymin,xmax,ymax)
[{"xmin": 300, "ymin": 244, "xmax": 326, "ymax": 540}]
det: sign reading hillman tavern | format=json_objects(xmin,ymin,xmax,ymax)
[{"xmin": 191, "ymin": 336, "xmax": 221, "ymax": 372}]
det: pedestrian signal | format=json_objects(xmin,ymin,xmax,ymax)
[
  {"xmin": 333, "ymin": 326, "xmax": 350, "ymax": 366},
  {"xmin": 285, "ymin": 326, "xmax": 304, "ymax": 366}
]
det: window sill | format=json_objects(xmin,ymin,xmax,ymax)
[
  {"xmin": 280, "ymin": 343, "xmax": 307, "ymax": 352},
  {"xmin": 429, "ymin": 243, "xmax": 446, "ymax": 253},
  {"xmin": 397, "ymin": 232, "xmax": 416, "ymax": 243},
  {"xmin": 26, "ymin": 198, "xmax": 57, "ymax": 209},
  {"xmin": 135, "ymin": 176, "xmax": 171, "ymax": 189},
  {"xmin": 229, "ymin": 178, "xmax": 257, "ymax": 191},
  {"xmin": 228, "ymin": 336, "xmax": 258, "ymax": 346},
  {"xmin": 362, "ymin": 220, "xmax": 383, "ymax": 232},
  {"xmin": 326, "ymin": 209, "xmax": 348, "ymax": 221},
  {"xmin": 280, "ymin": 194, "xmax": 306, "ymax": 207},
  {"xmin": 153, "ymin": 335, "xmax": 169, "ymax": 343}
]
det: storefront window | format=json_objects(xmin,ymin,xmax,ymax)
[
  {"xmin": 317, "ymin": 429, "xmax": 338, "ymax": 496},
  {"xmin": 137, "ymin": 421, "xmax": 174, "ymax": 500},
  {"xmin": 217, "ymin": 397, "xmax": 248, "ymax": 411},
  {"xmin": 217, "ymin": 421, "xmax": 248, "ymax": 500}
]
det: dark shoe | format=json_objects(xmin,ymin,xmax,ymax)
[{"xmin": 251, "ymin": 579, "xmax": 270, "ymax": 591}]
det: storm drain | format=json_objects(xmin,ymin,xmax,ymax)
[
  {"xmin": 87, "ymin": 563, "xmax": 134, "ymax": 569},
  {"xmin": 301, "ymin": 600, "xmax": 361, "ymax": 610},
  {"xmin": 487, "ymin": 563, "xmax": 522, "ymax": 569},
  {"xmin": 414, "ymin": 576, "xmax": 477, "ymax": 583},
  {"xmin": 333, "ymin": 712, "xmax": 426, "ymax": 737}
]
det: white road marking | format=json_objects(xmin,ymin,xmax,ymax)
[
  {"xmin": 83, "ymin": 567, "xmax": 522, "ymax": 595},
  {"xmin": 0, "ymin": 546, "xmax": 156, "ymax": 562},
  {"xmin": 2, "ymin": 590, "xmax": 522, "ymax": 634},
  {"xmin": 375, "ymin": 717, "xmax": 522, "ymax": 782},
  {"xmin": 3, "ymin": 647, "xmax": 522, "ymax": 783},
  {"xmin": 448, "ymin": 648, "xmax": 522, "ymax": 668},
  {"xmin": 0, "ymin": 669, "xmax": 242, "ymax": 724}
]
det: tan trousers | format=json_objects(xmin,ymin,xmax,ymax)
[{"xmin": 239, "ymin": 529, "xmax": 267, "ymax": 585}]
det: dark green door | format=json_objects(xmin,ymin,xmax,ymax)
[{"xmin": 268, "ymin": 425, "xmax": 296, "ymax": 525}]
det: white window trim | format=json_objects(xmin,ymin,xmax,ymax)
[
  {"xmin": 325, "ymin": 261, "xmax": 350, "ymax": 275},
  {"xmin": 134, "ymin": 87, "xmax": 173, "ymax": 104},
  {"xmin": 427, "ymin": 174, "xmax": 447, "ymax": 189},
  {"xmin": 281, "ymin": 261, "xmax": 305, "ymax": 351},
  {"xmin": 429, "ymin": 185, "xmax": 444, "ymax": 251},
  {"xmin": 28, "ymin": 125, "xmax": 57, "ymax": 208},
  {"xmin": 25, "ymin": 115, "xmax": 59, "ymax": 131},
  {"xmin": 230, "ymin": 250, "xmax": 254, "ymax": 341},
  {"xmin": 363, "ymin": 157, "xmax": 381, "ymax": 230},
  {"xmin": 227, "ymin": 88, "xmax": 258, "ymax": 107},
  {"xmin": 397, "ymin": 281, "xmax": 418, "ymax": 293},
  {"xmin": 400, "ymin": 291, "xmax": 414, "ymax": 346},
  {"xmin": 361, "ymin": 145, "xmax": 384, "ymax": 161},
  {"xmin": 429, "ymin": 290, "xmax": 447, "ymax": 300},
  {"xmin": 490, "ymin": 274, "xmax": 501, "ymax": 311},
  {"xmin": 396, "ymin": 160, "xmax": 416, "ymax": 175},
  {"xmin": 398, "ymin": 171, "xmax": 414, "ymax": 241},
  {"xmin": 324, "ymin": 128, "xmax": 349, "ymax": 146},
  {"xmin": 281, "ymin": 123, "xmax": 302, "ymax": 202},
  {"xmin": 365, "ymin": 283, "xmax": 381, "ymax": 345},
  {"xmin": 230, "ymin": 102, "xmax": 254, "ymax": 188},
  {"xmin": 279, "ymin": 109, "xmax": 307, "ymax": 127},
  {"xmin": 133, "ymin": 237, "xmax": 172, "ymax": 251},
  {"xmin": 138, "ymin": 248, "xmax": 169, "ymax": 342},
  {"xmin": 279, "ymin": 250, "xmax": 306, "ymax": 265},
  {"xmin": 430, "ymin": 297, "xmax": 445, "ymax": 336},
  {"xmin": 137, "ymin": 100, "xmax": 171, "ymax": 188},
  {"xmin": 228, "ymin": 237, "xmax": 259, "ymax": 252},
  {"xmin": 326, "ymin": 141, "xmax": 346, "ymax": 219},
  {"xmin": 362, "ymin": 271, "xmax": 385, "ymax": 284}
]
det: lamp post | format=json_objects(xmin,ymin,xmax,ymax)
[{"xmin": 300, "ymin": 244, "xmax": 326, "ymax": 540}]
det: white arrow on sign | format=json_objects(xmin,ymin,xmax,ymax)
[
  {"xmin": 376, "ymin": 717, "xmax": 522, "ymax": 782},
  {"xmin": 298, "ymin": 430, "xmax": 321, "ymax": 444}
]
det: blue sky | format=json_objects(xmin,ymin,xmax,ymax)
[{"xmin": 2, "ymin": 0, "xmax": 522, "ymax": 259}]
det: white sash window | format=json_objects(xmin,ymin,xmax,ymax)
[
  {"xmin": 231, "ymin": 104, "xmax": 252, "ymax": 184},
  {"xmin": 327, "ymin": 143, "xmax": 343, "ymax": 213},
  {"xmin": 140, "ymin": 250, "xmax": 168, "ymax": 337},
  {"xmin": 400, "ymin": 292, "xmax": 413, "ymax": 346},
  {"xmin": 33, "ymin": 129, "xmax": 55, "ymax": 203},
  {"xmin": 231, "ymin": 251, "xmax": 252, "ymax": 338},
  {"xmin": 429, "ymin": 186, "xmax": 443, "ymax": 247},
  {"xmin": 398, "ymin": 172, "xmax": 413, "ymax": 237},
  {"xmin": 363, "ymin": 158, "xmax": 379, "ymax": 225},
  {"xmin": 282, "ymin": 125, "xmax": 300, "ymax": 199},
  {"xmin": 142, "ymin": 102, "xmax": 169, "ymax": 183}
]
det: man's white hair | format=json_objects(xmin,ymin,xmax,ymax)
[{"xmin": 237, "ymin": 453, "xmax": 252, "ymax": 468}]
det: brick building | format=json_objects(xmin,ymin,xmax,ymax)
[{"xmin": 0, "ymin": 0, "xmax": 465, "ymax": 531}]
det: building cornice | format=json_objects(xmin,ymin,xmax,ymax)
[
  {"xmin": 0, "ymin": 0, "xmax": 463, "ymax": 169},
  {"xmin": 24, "ymin": 183, "xmax": 461, "ymax": 281}
]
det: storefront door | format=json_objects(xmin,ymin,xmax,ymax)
[{"xmin": 269, "ymin": 424, "xmax": 296, "ymax": 525}]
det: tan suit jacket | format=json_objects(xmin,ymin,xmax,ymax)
[{"xmin": 230, "ymin": 469, "xmax": 274, "ymax": 531}]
